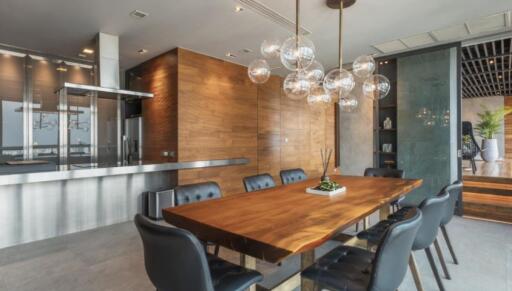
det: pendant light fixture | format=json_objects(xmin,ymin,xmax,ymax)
[
  {"xmin": 249, "ymin": 0, "xmax": 323, "ymax": 101},
  {"xmin": 324, "ymin": 0, "xmax": 390, "ymax": 111}
]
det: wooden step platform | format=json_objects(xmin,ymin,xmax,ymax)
[{"xmin": 463, "ymin": 176, "xmax": 512, "ymax": 223}]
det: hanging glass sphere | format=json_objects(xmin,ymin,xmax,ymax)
[
  {"xmin": 415, "ymin": 107, "xmax": 430, "ymax": 119},
  {"xmin": 307, "ymin": 82, "xmax": 331, "ymax": 105},
  {"xmin": 283, "ymin": 71, "xmax": 311, "ymax": 100},
  {"xmin": 323, "ymin": 68, "xmax": 355, "ymax": 101},
  {"xmin": 248, "ymin": 59, "xmax": 270, "ymax": 84},
  {"xmin": 280, "ymin": 35, "xmax": 315, "ymax": 71},
  {"xmin": 352, "ymin": 55, "xmax": 376, "ymax": 78},
  {"xmin": 305, "ymin": 60, "xmax": 324, "ymax": 82},
  {"xmin": 363, "ymin": 74, "xmax": 390, "ymax": 99},
  {"xmin": 339, "ymin": 95, "xmax": 359, "ymax": 113},
  {"xmin": 261, "ymin": 38, "xmax": 281, "ymax": 59}
]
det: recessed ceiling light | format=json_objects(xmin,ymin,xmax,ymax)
[
  {"xmin": 138, "ymin": 49, "xmax": 148, "ymax": 55},
  {"xmin": 489, "ymin": 59, "xmax": 495, "ymax": 64},
  {"xmin": 235, "ymin": 6, "xmax": 244, "ymax": 12},
  {"xmin": 82, "ymin": 48, "xmax": 94, "ymax": 54},
  {"xmin": 130, "ymin": 10, "xmax": 149, "ymax": 19},
  {"xmin": 226, "ymin": 52, "xmax": 237, "ymax": 58},
  {"xmin": 78, "ymin": 53, "xmax": 87, "ymax": 58},
  {"xmin": 241, "ymin": 48, "xmax": 253, "ymax": 53}
]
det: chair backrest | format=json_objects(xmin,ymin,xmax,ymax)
[
  {"xmin": 368, "ymin": 208, "xmax": 422, "ymax": 291},
  {"xmin": 243, "ymin": 173, "xmax": 276, "ymax": 192},
  {"xmin": 412, "ymin": 191, "xmax": 450, "ymax": 250},
  {"xmin": 280, "ymin": 168, "xmax": 307, "ymax": 185},
  {"xmin": 134, "ymin": 214, "xmax": 214, "ymax": 291},
  {"xmin": 462, "ymin": 121, "xmax": 480, "ymax": 153},
  {"xmin": 174, "ymin": 181, "xmax": 221, "ymax": 206},
  {"xmin": 364, "ymin": 167, "xmax": 404, "ymax": 178},
  {"xmin": 439, "ymin": 180, "xmax": 463, "ymax": 225}
]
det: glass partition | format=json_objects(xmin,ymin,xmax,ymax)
[
  {"xmin": 397, "ymin": 47, "xmax": 459, "ymax": 204},
  {"xmin": 0, "ymin": 53, "xmax": 25, "ymax": 162}
]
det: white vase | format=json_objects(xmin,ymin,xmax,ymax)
[{"xmin": 481, "ymin": 138, "xmax": 499, "ymax": 162}]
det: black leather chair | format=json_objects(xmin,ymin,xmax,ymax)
[
  {"xmin": 357, "ymin": 168, "xmax": 405, "ymax": 231},
  {"xmin": 301, "ymin": 207, "xmax": 422, "ymax": 291},
  {"xmin": 174, "ymin": 181, "xmax": 222, "ymax": 255},
  {"xmin": 462, "ymin": 121, "xmax": 480, "ymax": 174},
  {"xmin": 439, "ymin": 180, "xmax": 463, "ymax": 265},
  {"xmin": 280, "ymin": 168, "xmax": 307, "ymax": 185},
  {"xmin": 358, "ymin": 192, "xmax": 450, "ymax": 291},
  {"xmin": 243, "ymin": 173, "xmax": 276, "ymax": 192},
  {"xmin": 134, "ymin": 214, "xmax": 262, "ymax": 291}
]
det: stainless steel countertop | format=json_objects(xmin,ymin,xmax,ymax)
[{"xmin": 0, "ymin": 158, "xmax": 249, "ymax": 186}]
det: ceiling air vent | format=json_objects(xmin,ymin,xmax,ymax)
[
  {"xmin": 235, "ymin": 0, "xmax": 312, "ymax": 35},
  {"xmin": 130, "ymin": 10, "xmax": 149, "ymax": 19}
]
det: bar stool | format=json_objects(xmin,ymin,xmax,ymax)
[
  {"xmin": 301, "ymin": 207, "xmax": 422, "ymax": 291},
  {"xmin": 134, "ymin": 214, "xmax": 262, "ymax": 291}
]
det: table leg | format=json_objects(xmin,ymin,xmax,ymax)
[
  {"xmin": 240, "ymin": 254, "xmax": 257, "ymax": 291},
  {"xmin": 379, "ymin": 202, "xmax": 391, "ymax": 221},
  {"xmin": 301, "ymin": 250, "xmax": 315, "ymax": 291}
]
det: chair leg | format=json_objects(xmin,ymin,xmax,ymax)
[
  {"xmin": 214, "ymin": 244, "xmax": 220, "ymax": 256},
  {"xmin": 409, "ymin": 253, "xmax": 425, "ymax": 291},
  {"xmin": 470, "ymin": 158, "xmax": 476, "ymax": 174},
  {"xmin": 434, "ymin": 239, "xmax": 451, "ymax": 279},
  {"xmin": 425, "ymin": 247, "xmax": 446, "ymax": 291},
  {"xmin": 441, "ymin": 225, "xmax": 459, "ymax": 265}
]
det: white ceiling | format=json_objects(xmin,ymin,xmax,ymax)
[{"xmin": 0, "ymin": 0, "xmax": 511, "ymax": 75}]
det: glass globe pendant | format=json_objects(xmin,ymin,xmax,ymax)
[
  {"xmin": 305, "ymin": 60, "xmax": 325, "ymax": 82},
  {"xmin": 339, "ymin": 95, "xmax": 359, "ymax": 113},
  {"xmin": 307, "ymin": 82, "xmax": 331, "ymax": 105},
  {"xmin": 352, "ymin": 55, "xmax": 376, "ymax": 78},
  {"xmin": 323, "ymin": 69, "xmax": 355, "ymax": 101},
  {"xmin": 247, "ymin": 59, "xmax": 270, "ymax": 84},
  {"xmin": 362, "ymin": 74, "xmax": 390, "ymax": 99},
  {"xmin": 280, "ymin": 35, "xmax": 315, "ymax": 71},
  {"xmin": 261, "ymin": 38, "xmax": 281, "ymax": 59},
  {"xmin": 283, "ymin": 71, "xmax": 311, "ymax": 100}
]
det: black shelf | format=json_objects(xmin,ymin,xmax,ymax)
[{"xmin": 374, "ymin": 58, "xmax": 398, "ymax": 169}]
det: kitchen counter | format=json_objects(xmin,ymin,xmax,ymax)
[{"xmin": 0, "ymin": 158, "xmax": 249, "ymax": 186}]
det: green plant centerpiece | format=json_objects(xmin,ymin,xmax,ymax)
[{"xmin": 475, "ymin": 105, "xmax": 512, "ymax": 162}]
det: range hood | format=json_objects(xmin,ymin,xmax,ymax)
[{"xmin": 57, "ymin": 32, "xmax": 153, "ymax": 99}]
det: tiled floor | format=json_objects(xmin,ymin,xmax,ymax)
[{"xmin": 0, "ymin": 215, "xmax": 511, "ymax": 291}]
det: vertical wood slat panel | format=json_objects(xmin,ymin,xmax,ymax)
[{"xmin": 505, "ymin": 96, "xmax": 512, "ymax": 159}]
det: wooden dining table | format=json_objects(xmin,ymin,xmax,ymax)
[{"xmin": 163, "ymin": 175, "xmax": 422, "ymax": 291}]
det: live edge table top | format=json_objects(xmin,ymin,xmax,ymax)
[{"xmin": 163, "ymin": 175, "xmax": 422, "ymax": 263}]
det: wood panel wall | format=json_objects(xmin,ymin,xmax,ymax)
[
  {"xmin": 176, "ymin": 49, "xmax": 259, "ymax": 195},
  {"xmin": 506, "ymin": 96, "xmax": 512, "ymax": 159},
  {"xmin": 127, "ymin": 48, "xmax": 335, "ymax": 196},
  {"xmin": 126, "ymin": 49, "xmax": 178, "ymax": 163}
]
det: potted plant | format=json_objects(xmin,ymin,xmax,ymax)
[{"xmin": 475, "ymin": 105, "xmax": 512, "ymax": 162}]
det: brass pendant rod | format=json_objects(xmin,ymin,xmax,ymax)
[
  {"xmin": 296, "ymin": 0, "xmax": 301, "ymax": 70},
  {"xmin": 338, "ymin": 1, "xmax": 344, "ymax": 69}
]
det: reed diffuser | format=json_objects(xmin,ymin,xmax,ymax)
[{"xmin": 320, "ymin": 148, "xmax": 332, "ymax": 182}]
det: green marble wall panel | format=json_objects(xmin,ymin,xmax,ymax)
[{"xmin": 397, "ymin": 48, "xmax": 457, "ymax": 204}]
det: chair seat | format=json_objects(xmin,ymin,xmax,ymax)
[
  {"xmin": 207, "ymin": 254, "xmax": 263, "ymax": 291},
  {"xmin": 301, "ymin": 246, "xmax": 374, "ymax": 291}
]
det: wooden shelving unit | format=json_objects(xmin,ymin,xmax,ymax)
[{"xmin": 374, "ymin": 58, "xmax": 398, "ymax": 169}]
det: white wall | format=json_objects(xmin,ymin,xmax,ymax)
[{"xmin": 462, "ymin": 96, "xmax": 505, "ymax": 159}]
